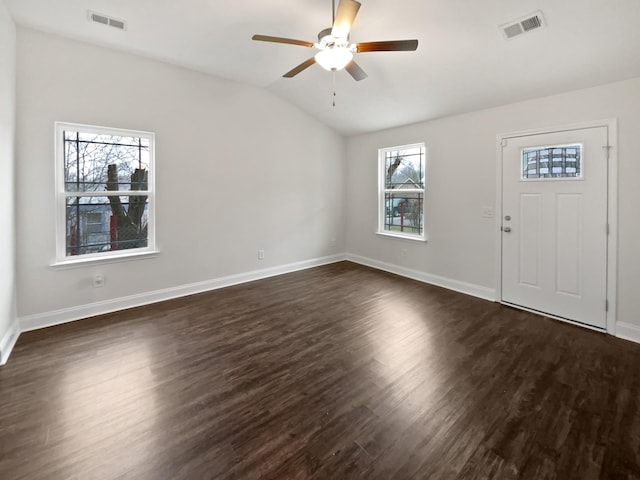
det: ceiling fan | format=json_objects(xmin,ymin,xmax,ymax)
[{"xmin": 252, "ymin": 0, "xmax": 418, "ymax": 81}]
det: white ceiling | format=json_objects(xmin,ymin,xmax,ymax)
[{"xmin": 5, "ymin": 0, "xmax": 640, "ymax": 136}]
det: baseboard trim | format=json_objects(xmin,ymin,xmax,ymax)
[
  {"xmin": 14, "ymin": 252, "xmax": 637, "ymax": 355},
  {"xmin": 0, "ymin": 319, "xmax": 20, "ymax": 366},
  {"xmin": 615, "ymin": 322, "xmax": 640, "ymax": 345},
  {"xmin": 20, "ymin": 254, "xmax": 347, "ymax": 333},
  {"xmin": 345, "ymin": 253, "xmax": 497, "ymax": 301}
]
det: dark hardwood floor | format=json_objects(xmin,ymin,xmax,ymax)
[{"xmin": 1, "ymin": 261, "xmax": 639, "ymax": 479}]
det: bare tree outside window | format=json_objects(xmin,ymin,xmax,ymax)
[
  {"xmin": 379, "ymin": 144, "xmax": 426, "ymax": 240},
  {"xmin": 56, "ymin": 123, "xmax": 155, "ymax": 261}
]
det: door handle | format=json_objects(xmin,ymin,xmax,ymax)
[{"xmin": 503, "ymin": 227, "xmax": 512, "ymax": 233}]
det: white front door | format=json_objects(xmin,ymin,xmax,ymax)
[{"xmin": 501, "ymin": 127, "xmax": 608, "ymax": 329}]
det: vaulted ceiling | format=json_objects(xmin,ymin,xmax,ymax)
[{"xmin": 5, "ymin": 0, "xmax": 640, "ymax": 135}]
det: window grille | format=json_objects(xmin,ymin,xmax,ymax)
[
  {"xmin": 522, "ymin": 145, "xmax": 582, "ymax": 179},
  {"xmin": 378, "ymin": 144, "xmax": 426, "ymax": 240},
  {"xmin": 55, "ymin": 123, "xmax": 155, "ymax": 262}
]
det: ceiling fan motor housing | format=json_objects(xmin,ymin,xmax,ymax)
[
  {"xmin": 317, "ymin": 27, "xmax": 351, "ymax": 51},
  {"xmin": 318, "ymin": 27, "xmax": 334, "ymax": 42}
]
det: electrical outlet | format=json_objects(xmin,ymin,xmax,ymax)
[
  {"xmin": 93, "ymin": 273, "xmax": 105, "ymax": 288},
  {"xmin": 258, "ymin": 249, "xmax": 265, "ymax": 260},
  {"xmin": 481, "ymin": 206, "xmax": 494, "ymax": 218}
]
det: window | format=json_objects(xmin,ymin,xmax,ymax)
[
  {"xmin": 86, "ymin": 212, "xmax": 104, "ymax": 234},
  {"xmin": 522, "ymin": 144, "xmax": 582, "ymax": 179},
  {"xmin": 378, "ymin": 143, "xmax": 426, "ymax": 240},
  {"xmin": 55, "ymin": 122, "xmax": 155, "ymax": 263}
]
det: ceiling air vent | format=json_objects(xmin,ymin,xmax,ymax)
[
  {"xmin": 88, "ymin": 11, "xmax": 127, "ymax": 31},
  {"xmin": 500, "ymin": 11, "xmax": 545, "ymax": 39}
]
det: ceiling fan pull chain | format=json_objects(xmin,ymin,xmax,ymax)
[{"xmin": 332, "ymin": 70, "xmax": 337, "ymax": 107}]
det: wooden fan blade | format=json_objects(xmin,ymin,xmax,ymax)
[
  {"xmin": 356, "ymin": 39, "xmax": 419, "ymax": 52},
  {"xmin": 283, "ymin": 57, "xmax": 317, "ymax": 78},
  {"xmin": 252, "ymin": 35, "xmax": 314, "ymax": 48},
  {"xmin": 331, "ymin": 0, "xmax": 361, "ymax": 39},
  {"xmin": 345, "ymin": 61, "xmax": 368, "ymax": 81}
]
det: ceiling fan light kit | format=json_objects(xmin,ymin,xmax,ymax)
[
  {"xmin": 315, "ymin": 47, "xmax": 353, "ymax": 71},
  {"xmin": 251, "ymin": 0, "xmax": 418, "ymax": 82}
]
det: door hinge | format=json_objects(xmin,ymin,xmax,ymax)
[
  {"xmin": 606, "ymin": 223, "xmax": 610, "ymax": 235},
  {"xmin": 602, "ymin": 145, "xmax": 612, "ymax": 161},
  {"xmin": 501, "ymin": 139, "xmax": 508, "ymax": 147},
  {"xmin": 605, "ymin": 299, "xmax": 609, "ymax": 312}
]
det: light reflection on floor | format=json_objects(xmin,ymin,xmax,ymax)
[
  {"xmin": 56, "ymin": 339, "xmax": 158, "ymax": 477},
  {"xmin": 368, "ymin": 295, "xmax": 435, "ymax": 390}
]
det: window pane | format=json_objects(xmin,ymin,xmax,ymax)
[
  {"xmin": 65, "ymin": 195, "xmax": 148, "ymax": 256},
  {"xmin": 384, "ymin": 146, "xmax": 425, "ymax": 190},
  {"xmin": 522, "ymin": 144, "xmax": 581, "ymax": 179},
  {"xmin": 64, "ymin": 131, "xmax": 150, "ymax": 192},
  {"xmin": 383, "ymin": 193, "xmax": 423, "ymax": 236},
  {"xmin": 86, "ymin": 212, "xmax": 103, "ymax": 234}
]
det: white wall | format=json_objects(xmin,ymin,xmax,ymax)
[
  {"xmin": 346, "ymin": 78, "xmax": 640, "ymax": 337},
  {"xmin": 0, "ymin": 1, "xmax": 18, "ymax": 363},
  {"xmin": 15, "ymin": 28, "xmax": 346, "ymax": 324},
  {"xmin": 11, "ymin": 25, "xmax": 640, "ymax": 347}
]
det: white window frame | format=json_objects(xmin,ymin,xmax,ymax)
[
  {"xmin": 53, "ymin": 122, "xmax": 157, "ymax": 267},
  {"xmin": 377, "ymin": 142, "xmax": 427, "ymax": 242}
]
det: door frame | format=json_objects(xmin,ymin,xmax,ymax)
[{"xmin": 495, "ymin": 119, "xmax": 618, "ymax": 334}]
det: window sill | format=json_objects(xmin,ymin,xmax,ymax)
[
  {"xmin": 51, "ymin": 250, "xmax": 160, "ymax": 270},
  {"xmin": 376, "ymin": 231, "xmax": 427, "ymax": 243}
]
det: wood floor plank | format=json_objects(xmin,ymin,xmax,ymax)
[{"xmin": 1, "ymin": 261, "xmax": 639, "ymax": 479}]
